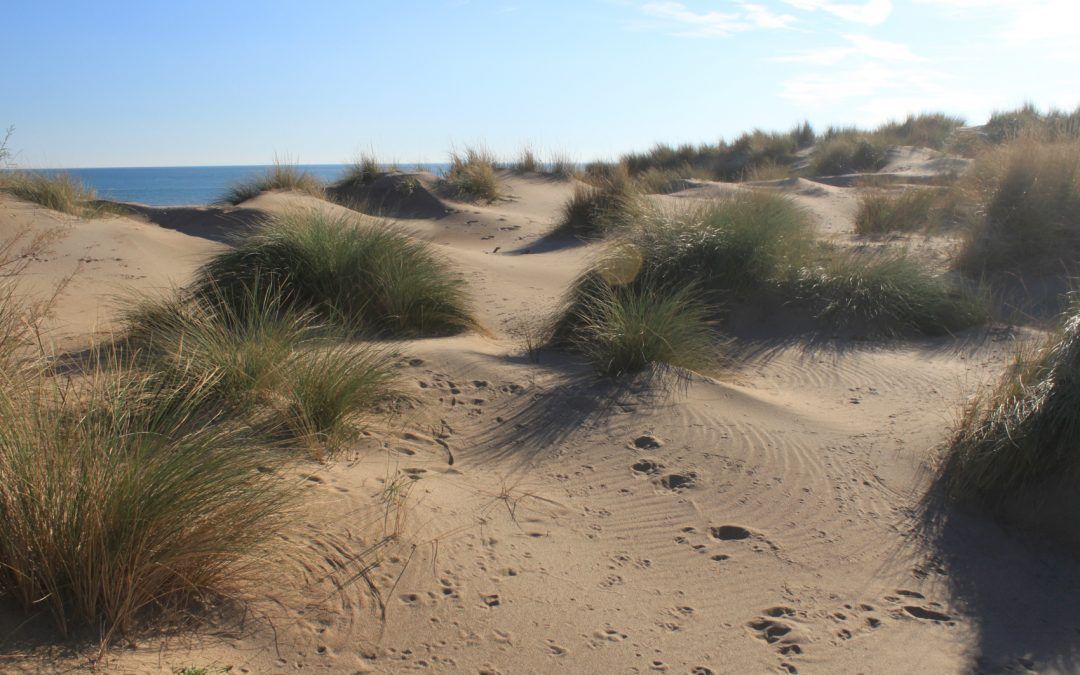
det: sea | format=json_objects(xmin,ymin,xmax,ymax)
[{"xmin": 30, "ymin": 164, "xmax": 451, "ymax": 207}]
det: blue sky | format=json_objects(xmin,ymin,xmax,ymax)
[{"xmin": 2, "ymin": 0, "xmax": 1077, "ymax": 168}]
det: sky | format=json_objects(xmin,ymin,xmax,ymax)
[{"xmin": 2, "ymin": 0, "xmax": 1078, "ymax": 168}]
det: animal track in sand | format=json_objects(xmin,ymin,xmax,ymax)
[{"xmin": 748, "ymin": 618, "xmax": 793, "ymax": 644}]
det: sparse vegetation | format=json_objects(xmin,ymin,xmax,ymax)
[
  {"xmin": 0, "ymin": 171, "xmax": 103, "ymax": 217},
  {"xmin": 983, "ymin": 103, "xmax": 1080, "ymax": 144},
  {"xmin": 958, "ymin": 139, "xmax": 1080, "ymax": 275},
  {"xmin": 443, "ymin": 146, "xmax": 500, "ymax": 202},
  {"xmin": 548, "ymin": 152, "xmax": 576, "ymax": 179},
  {"xmin": 194, "ymin": 209, "xmax": 474, "ymax": 336},
  {"xmin": 935, "ymin": 306, "xmax": 1080, "ymax": 512},
  {"xmin": 513, "ymin": 146, "xmax": 540, "ymax": 174},
  {"xmin": 873, "ymin": 113, "xmax": 965, "ymax": 149},
  {"xmin": 218, "ymin": 161, "xmax": 325, "ymax": 205}
]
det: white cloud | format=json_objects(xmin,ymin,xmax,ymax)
[
  {"xmin": 780, "ymin": 0, "xmax": 893, "ymax": 25},
  {"xmin": 639, "ymin": 1, "xmax": 796, "ymax": 37},
  {"xmin": 913, "ymin": 0, "xmax": 1080, "ymax": 42}
]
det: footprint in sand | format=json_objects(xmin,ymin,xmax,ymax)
[
  {"xmin": 710, "ymin": 525, "xmax": 752, "ymax": 541},
  {"xmin": 632, "ymin": 459, "xmax": 663, "ymax": 475},
  {"xmin": 632, "ymin": 434, "xmax": 663, "ymax": 449},
  {"xmin": 660, "ymin": 472, "xmax": 697, "ymax": 490}
]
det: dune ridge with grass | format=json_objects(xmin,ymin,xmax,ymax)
[{"xmin": 1, "ymin": 105, "xmax": 1080, "ymax": 673}]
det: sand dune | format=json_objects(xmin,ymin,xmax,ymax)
[{"xmin": 1, "ymin": 169, "xmax": 1077, "ymax": 674}]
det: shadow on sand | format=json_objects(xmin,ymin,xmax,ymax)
[{"xmin": 917, "ymin": 480, "xmax": 1080, "ymax": 672}]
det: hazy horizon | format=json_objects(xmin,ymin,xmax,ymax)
[{"xmin": 4, "ymin": 0, "xmax": 1079, "ymax": 168}]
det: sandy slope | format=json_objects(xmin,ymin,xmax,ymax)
[{"xmin": 1, "ymin": 171, "xmax": 1078, "ymax": 674}]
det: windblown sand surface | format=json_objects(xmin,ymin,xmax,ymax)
[{"xmin": 1, "ymin": 164, "xmax": 1077, "ymax": 673}]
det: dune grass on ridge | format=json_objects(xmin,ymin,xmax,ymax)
[
  {"xmin": 194, "ymin": 209, "xmax": 474, "ymax": 336},
  {"xmin": 442, "ymin": 146, "xmax": 500, "ymax": 202},
  {"xmin": 0, "ymin": 171, "xmax": 104, "ymax": 217},
  {"xmin": 218, "ymin": 161, "xmax": 325, "ymax": 205}
]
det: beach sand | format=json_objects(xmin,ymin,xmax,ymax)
[{"xmin": 1, "ymin": 161, "xmax": 1076, "ymax": 674}]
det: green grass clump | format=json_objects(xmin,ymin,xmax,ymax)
[
  {"xmin": 553, "ymin": 168, "xmax": 638, "ymax": 238},
  {"xmin": 443, "ymin": 146, "xmax": 500, "ymax": 202},
  {"xmin": 809, "ymin": 133, "xmax": 888, "ymax": 176},
  {"xmin": 618, "ymin": 192, "xmax": 813, "ymax": 295},
  {"xmin": 854, "ymin": 189, "xmax": 939, "ymax": 235},
  {"xmin": 124, "ymin": 284, "xmax": 400, "ymax": 455},
  {"xmin": 0, "ymin": 172, "xmax": 102, "ymax": 217},
  {"xmin": 194, "ymin": 209, "xmax": 474, "ymax": 336},
  {"xmin": 936, "ymin": 306, "xmax": 1080, "ymax": 511},
  {"xmin": 787, "ymin": 252, "xmax": 987, "ymax": 336},
  {"xmin": 0, "ymin": 355, "xmax": 294, "ymax": 639},
  {"xmin": 562, "ymin": 278, "xmax": 716, "ymax": 376},
  {"xmin": 218, "ymin": 161, "xmax": 325, "ymax": 205},
  {"xmin": 282, "ymin": 344, "xmax": 398, "ymax": 452},
  {"xmin": 958, "ymin": 139, "xmax": 1080, "ymax": 276}
]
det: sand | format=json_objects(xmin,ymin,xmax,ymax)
[{"xmin": 1, "ymin": 164, "xmax": 1077, "ymax": 674}]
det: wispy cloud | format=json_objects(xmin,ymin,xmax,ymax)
[
  {"xmin": 638, "ymin": 1, "xmax": 796, "ymax": 37},
  {"xmin": 780, "ymin": 0, "xmax": 893, "ymax": 25}
]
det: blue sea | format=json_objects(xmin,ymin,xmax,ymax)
[{"xmin": 34, "ymin": 164, "xmax": 450, "ymax": 207}]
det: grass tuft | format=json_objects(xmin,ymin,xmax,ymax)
[
  {"xmin": 512, "ymin": 146, "xmax": 540, "ymax": 174},
  {"xmin": 958, "ymin": 139, "xmax": 1080, "ymax": 276},
  {"xmin": 194, "ymin": 209, "xmax": 474, "ymax": 336},
  {"xmin": 787, "ymin": 252, "xmax": 988, "ymax": 336},
  {"xmin": 0, "ymin": 352, "xmax": 295, "ymax": 639},
  {"xmin": 553, "ymin": 168, "xmax": 638, "ymax": 238},
  {"xmin": 218, "ymin": 161, "xmax": 325, "ymax": 205},
  {"xmin": 443, "ymin": 146, "xmax": 500, "ymax": 202},
  {"xmin": 809, "ymin": 133, "xmax": 888, "ymax": 176},
  {"xmin": 338, "ymin": 154, "xmax": 383, "ymax": 189},
  {"xmin": 561, "ymin": 276, "xmax": 717, "ymax": 376},
  {"xmin": 854, "ymin": 189, "xmax": 939, "ymax": 235},
  {"xmin": 0, "ymin": 172, "xmax": 102, "ymax": 217},
  {"xmin": 935, "ymin": 306, "xmax": 1080, "ymax": 512}
]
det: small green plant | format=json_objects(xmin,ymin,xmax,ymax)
[
  {"xmin": 443, "ymin": 146, "xmax": 500, "ymax": 202},
  {"xmin": 194, "ymin": 209, "xmax": 474, "ymax": 336},
  {"xmin": 854, "ymin": 189, "xmax": 939, "ymax": 235},
  {"xmin": 218, "ymin": 160, "xmax": 325, "ymax": 205},
  {"xmin": 0, "ymin": 171, "xmax": 103, "ymax": 217}
]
